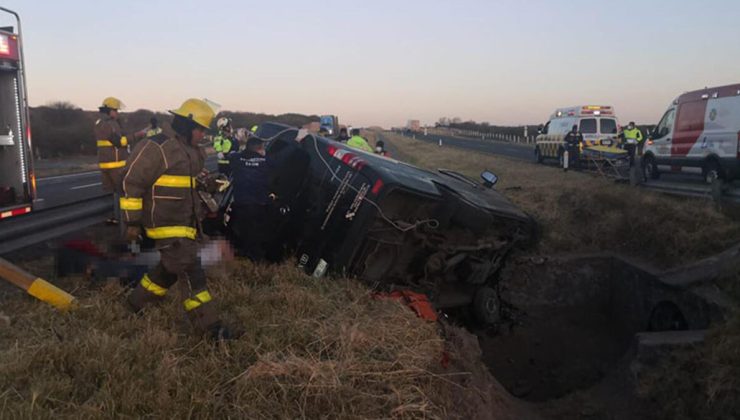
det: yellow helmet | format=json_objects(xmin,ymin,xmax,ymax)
[
  {"xmin": 169, "ymin": 98, "xmax": 216, "ymax": 129},
  {"xmin": 101, "ymin": 97, "xmax": 124, "ymax": 110}
]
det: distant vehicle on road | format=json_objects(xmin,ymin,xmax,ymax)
[
  {"xmin": 642, "ymin": 84, "xmax": 740, "ymax": 183},
  {"xmin": 0, "ymin": 7, "xmax": 36, "ymax": 220},
  {"xmin": 535, "ymin": 105, "xmax": 621, "ymax": 164},
  {"xmin": 319, "ymin": 115, "xmax": 339, "ymax": 136},
  {"xmin": 407, "ymin": 119, "xmax": 421, "ymax": 132}
]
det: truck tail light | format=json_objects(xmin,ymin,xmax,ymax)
[
  {"xmin": 0, "ymin": 34, "xmax": 8, "ymax": 55},
  {"xmin": 326, "ymin": 145, "xmax": 366, "ymax": 171}
]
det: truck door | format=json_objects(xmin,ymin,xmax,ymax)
[
  {"xmin": 651, "ymin": 108, "xmax": 675, "ymax": 168},
  {"xmin": 672, "ymin": 99, "xmax": 707, "ymax": 160}
]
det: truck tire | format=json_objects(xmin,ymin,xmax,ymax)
[
  {"xmin": 535, "ymin": 147, "xmax": 544, "ymax": 164},
  {"xmin": 703, "ymin": 159, "xmax": 722, "ymax": 184},
  {"xmin": 473, "ymin": 286, "xmax": 500, "ymax": 325},
  {"xmin": 643, "ymin": 155, "xmax": 660, "ymax": 180}
]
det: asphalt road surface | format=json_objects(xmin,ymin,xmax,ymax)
[
  {"xmin": 404, "ymin": 132, "xmax": 535, "ymax": 161},
  {"xmin": 36, "ymin": 156, "xmax": 218, "ymax": 209},
  {"xmin": 397, "ymin": 131, "xmax": 740, "ymax": 201}
]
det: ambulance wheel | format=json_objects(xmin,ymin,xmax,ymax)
[
  {"xmin": 643, "ymin": 155, "xmax": 660, "ymax": 180},
  {"xmin": 535, "ymin": 147, "xmax": 544, "ymax": 164},
  {"xmin": 473, "ymin": 286, "xmax": 500, "ymax": 325},
  {"xmin": 703, "ymin": 159, "xmax": 722, "ymax": 184}
]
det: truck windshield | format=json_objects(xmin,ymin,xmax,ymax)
[
  {"xmin": 320, "ymin": 116, "xmax": 333, "ymax": 125},
  {"xmin": 600, "ymin": 118, "xmax": 617, "ymax": 134},
  {"xmin": 579, "ymin": 118, "xmax": 597, "ymax": 134}
]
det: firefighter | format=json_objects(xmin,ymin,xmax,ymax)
[
  {"xmin": 213, "ymin": 117, "xmax": 235, "ymax": 175},
  {"xmin": 347, "ymin": 128, "xmax": 373, "ymax": 153},
  {"xmin": 563, "ymin": 124, "xmax": 583, "ymax": 171},
  {"xmin": 94, "ymin": 97, "xmax": 129, "ymax": 225},
  {"xmin": 623, "ymin": 121, "xmax": 643, "ymax": 165},
  {"xmin": 145, "ymin": 117, "xmax": 162, "ymax": 138},
  {"xmin": 228, "ymin": 136, "xmax": 273, "ymax": 261},
  {"xmin": 121, "ymin": 98, "xmax": 230, "ymax": 340}
]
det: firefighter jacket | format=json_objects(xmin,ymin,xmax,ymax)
[
  {"xmin": 120, "ymin": 132, "xmax": 205, "ymax": 240},
  {"xmin": 213, "ymin": 132, "xmax": 234, "ymax": 164},
  {"xmin": 623, "ymin": 127, "xmax": 643, "ymax": 144},
  {"xmin": 94, "ymin": 115, "xmax": 129, "ymax": 170},
  {"xmin": 347, "ymin": 135, "xmax": 373, "ymax": 153}
]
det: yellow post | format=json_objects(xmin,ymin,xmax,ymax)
[{"xmin": 0, "ymin": 257, "xmax": 76, "ymax": 310}]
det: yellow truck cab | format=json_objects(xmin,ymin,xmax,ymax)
[{"xmin": 535, "ymin": 105, "xmax": 620, "ymax": 164}]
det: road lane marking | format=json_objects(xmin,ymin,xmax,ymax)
[{"xmin": 70, "ymin": 182, "xmax": 102, "ymax": 190}]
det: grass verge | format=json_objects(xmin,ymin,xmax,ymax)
[{"xmin": 0, "ymin": 260, "xmax": 532, "ymax": 419}]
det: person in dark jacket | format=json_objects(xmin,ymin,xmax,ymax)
[
  {"xmin": 563, "ymin": 124, "xmax": 583, "ymax": 171},
  {"xmin": 336, "ymin": 127, "xmax": 350, "ymax": 142},
  {"xmin": 228, "ymin": 136, "xmax": 273, "ymax": 260}
]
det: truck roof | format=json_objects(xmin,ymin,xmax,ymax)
[
  {"xmin": 674, "ymin": 83, "xmax": 740, "ymax": 105},
  {"xmin": 313, "ymin": 134, "xmax": 531, "ymax": 223}
]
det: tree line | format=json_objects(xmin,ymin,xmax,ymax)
[{"xmin": 30, "ymin": 102, "xmax": 320, "ymax": 158}]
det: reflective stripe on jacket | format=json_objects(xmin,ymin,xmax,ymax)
[
  {"xmin": 94, "ymin": 116, "xmax": 129, "ymax": 169},
  {"xmin": 120, "ymin": 132, "xmax": 205, "ymax": 240}
]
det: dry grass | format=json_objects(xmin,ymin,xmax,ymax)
[
  {"xmin": 376, "ymin": 131, "xmax": 740, "ymax": 268},
  {"xmin": 0, "ymin": 260, "xmax": 530, "ymax": 419}
]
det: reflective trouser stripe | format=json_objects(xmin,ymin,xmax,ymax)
[
  {"xmin": 184, "ymin": 290, "xmax": 213, "ymax": 311},
  {"xmin": 145, "ymin": 226, "xmax": 197, "ymax": 240},
  {"xmin": 154, "ymin": 175, "xmax": 196, "ymax": 188},
  {"xmin": 97, "ymin": 140, "xmax": 113, "ymax": 147},
  {"xmin": 140, "ymin": 274, "xmax": 167, "ymax": 297},
  {"xmin": 99, "ymin": 161, "xmax": 126, "ymax": 169},
  {"xmin": 120, "ymin": 197, "xmax": 143, "ymax": 210},
  {"xmin": 217, "ymin": 160, "xmax": 229, "ymax": 164}
]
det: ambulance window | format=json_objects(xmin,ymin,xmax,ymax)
[
  {"xmin": 600, "ymin": 119, "xmax": 617, "ymax": 134},
  {"xmin": 654, "ymin": 109, "xmax": 675, "ymax": 139},
  {"xmin": 579, "ymin": 118, "xmax": 597, "ymax": 134}
]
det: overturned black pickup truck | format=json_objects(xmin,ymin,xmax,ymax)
[{"xmin": 214, "ymin": 123, "xmax": 537, "ymax": 324}]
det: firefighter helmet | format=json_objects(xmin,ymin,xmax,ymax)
[
  {"xmin": 101, "ymin": 97, "xmax": 125, "ymax": 110},
  {"xmin": 169, "ymin": 98, "xmax": 216, "ymax": 129},
  {"xmin": 216, "ymin": 117, "xmax": 232, "ymax": 130}
]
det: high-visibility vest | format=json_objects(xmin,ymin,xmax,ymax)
[{"xmin": 624, "ymin": 127, "xmax": 643, "ymax": 143}]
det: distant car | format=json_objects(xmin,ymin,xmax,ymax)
[
  {"xmin": 642, "ymin": 84, "xmax": 740, "ymax": 183},
  {"xmin": 212, "ymin": 124, "xmax": 538, "ymax": 325},
  {"xmin": 536, "ymin": 105, "xmax": 621, "ymax": 165}
]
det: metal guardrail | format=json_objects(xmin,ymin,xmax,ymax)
[{"xmin": 0, "ymin": 194, "xmax": 112, "ymax": 254}]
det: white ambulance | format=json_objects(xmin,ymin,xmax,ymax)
[
  {"xmin": 642, "ymin": 84, "xmax": 740, "ymax": 183},
  {"xmin": 535, "ymin": 105, "xmax": 620, "ymax": 164}
]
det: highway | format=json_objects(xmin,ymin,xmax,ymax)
[
  {"xmin": 395, "ymin": 131, "xmax": 740, "ymax": 202},
  {"xmin": 35, "ymin": 156, "xmax": 218, "ymax": 209}
]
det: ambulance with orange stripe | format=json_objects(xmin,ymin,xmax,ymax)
[
  {"xmin": 0, "ymin": 8, "xmax": 36, "ymax": 221},
  {"xmin": 642, "ymin": 84, "xmax": 740, "ymax": 183},
  {"xmin": 535, "ymin": 105, "xmax": 621, "ymax": 165}
]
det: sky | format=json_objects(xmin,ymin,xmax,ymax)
[{"xmin": 1, "ymin": 0, "xmax": 739, "ymax": 127}]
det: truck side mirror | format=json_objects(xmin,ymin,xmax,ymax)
[{"xmin": 481, "ymin": 171, "xmax": 498, "ymax": 188}]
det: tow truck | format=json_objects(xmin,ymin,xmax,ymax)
[{"xmin": 0, "ymin": 7, "xmax": 36, "ymax": 220}]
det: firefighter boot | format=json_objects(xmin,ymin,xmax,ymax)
[
  {"xmin": 184, "ymin": 292, "xmax": 232, "ymax": 340},
  {"xmin": 126, "ymin": 273, "xmax": 168, "ymax": 313}
]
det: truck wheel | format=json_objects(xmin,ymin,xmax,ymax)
[
  {"xmin": 473, "ymin": 286, "xmax": 500, "ymax": 325},
  {"xmin": 643, "ymin": 155, "xmax": 660, "ymax": 180},
  {"xmin": 535, "ymin": 147, "xmax": 544, "ymax": 164},
  {"xmin": 704, "ymin": 159, "xmax": 722, "ymax": 184}
]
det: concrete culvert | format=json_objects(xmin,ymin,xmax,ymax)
[{"xmin": 475, "ymin": 254, "xmax": 724, "ymax": 402}]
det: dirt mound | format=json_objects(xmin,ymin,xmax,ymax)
[{"xmin": 0, "ymin": 260, "xmax": 534, "ymax": 419}]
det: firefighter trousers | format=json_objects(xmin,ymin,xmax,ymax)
[{"xmin": 127, "ymin": 238, "xmax": 221, "ymax": 334}]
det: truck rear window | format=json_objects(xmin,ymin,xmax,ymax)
[
  {"xmin": 600, "ymin": 118, "xmax": 617, "ymax": 134},
  {"xmin": 579, "ymin": 118, "xmax": 597, "ymax": 134}
]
